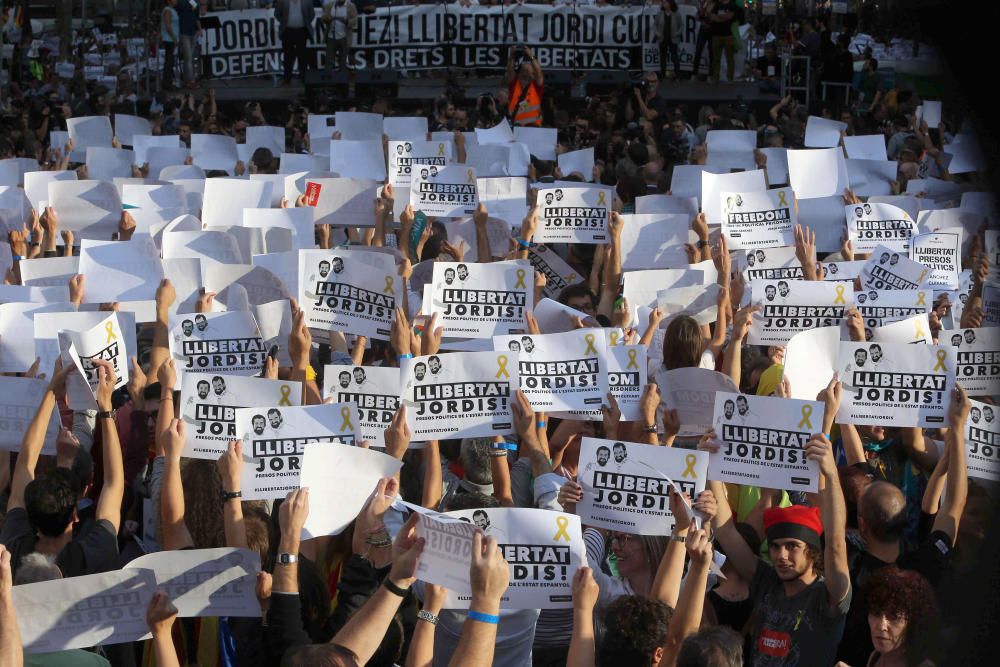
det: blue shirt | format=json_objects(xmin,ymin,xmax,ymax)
[{"xmin": 162, "ymin": 6, "xmax": 180, "ymax": 43}]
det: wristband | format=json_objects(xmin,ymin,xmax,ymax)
[
  {"xmin": 536, "ymin": 421, "xmax": 547, "ymax": 429},
  {"xmin": 515, "ymin": 237, "xmax": 534, "ymax": 249},
  {"xmin": 418, "ymin": 609, "xmax": 439, "ymax": 626},
  {"xmin": 220, "ymin": 490, "xmax": 242, "ymax": 502},
  {"xmin": 642, "ymin": 425, "xmax": 658, "ymax": 434},
  {"xmin": 492, "ymin": 441, "xmax": 518, "ymax": 451},
  {"xmin": 305, "ymin": 365, "xmax": 317, "ymax": 382},
  {"xmin": 11, "ymin": 255, "xmax": 22, "ymax": 262},
  {"xmin": 822, "ymin": 433, "xmax": 830, "ymax": 441},
  {"xmin": 397, "ymin": 353, "xmax": 414, "ymax": 361},
  {"xmin": 383, "ymin": 578, "xmax": 411, "ymax": 598},
  {"xmin": 467, "ymin": 610, "xmax": 500, "ymax": 624},
  {"xmin": 96, "ymin": 410, "xmax": 114, "ymax": 420}
]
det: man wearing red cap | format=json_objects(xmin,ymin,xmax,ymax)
[{"xmin": 706, "ymin": 433, "xmax": 851, "ymax": 666}]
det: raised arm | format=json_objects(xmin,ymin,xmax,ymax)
[
  {"xmin": 159, "ymin": 418, "xmax": 194, "ymax": 550},
  {"xmin": 448, "ymin": 532, "xmax": 510, "ymax": 667},
  {"xmin": 511, "ymin": 390, "xmax": 553, "ymax": 477},
  {"xmin": 567, "ymin": 567, "xmax": 599, "ymax": 667},
  {"xmin": 650, "ymin": 490, "xmax": 695, "ymax": 608},
  {"xmin": 473, "ymin": 203, "xmax": 492, "ymax": 263},
  {"xmin": 93, "ymin": 359, "xmax": 124, "ymax": 534},
  {"xmin": 663, "ymin": 529, "xmax": 714, "ymax": 666},
  {"xmin": 722, "ymin": 304, "xmax": 758, "ymax": 388},
  {"xmin": 148, "ymin": 279, "xmax": 176, "ymax": 384},
  {"xmin": 805, "ymin": 433, "xmax": 850, "ymax": 608},
  {"xmin": 217, "ymin": 440, "xmax": 248, "ymax": 549},
  {"xmin": 146, "ymin": 591, "xmax": 180, "ymax": 667},
  {"xmin": 0, "ymin": 546, "xmax": 23, "ymax": 667},
  {"xmin": 420, "ymin": 440, "xmax": 443, "ymax": 510},
  {"xmin": 933, "ymin": 386, "xmax": 970, "ymax": 545}
]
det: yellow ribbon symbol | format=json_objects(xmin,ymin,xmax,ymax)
[
  {"xmin": 777, "ymin": 190, "xmax": 788, "ymax": 207},
  {"xmin": 553, "ymin": 516, "xmax": 571, "ymax": 542},
  {"xmin": 597, "ymin": 191, "xmax": 606, "ymax": 206},
  {"xmin": 627, "ymin": 349, "xmax": 639, "ymax": 369},
  {"xmin": 682, "ymin": 453, "xmax": 698, "ymax": 479},
  {"xmin": 496, "ymin": 355, "xmax": 510, "ymax": 379},
  {"xmin": 833, "ymin": 284, "xmax": 846, "ymax": 305},
  {"xmin": 104, "ymin": 320, "xmax": 117, "ymax": 344},
  {"xmin": 340, "ymin": 406, "xmax": 354, "ymax": 431},
  {"xmin": 514, "ymin": 269, "xmax": 526, "ymax": 289},
  {"xmin": 914, "ymin": 319, "xmax": 926, "ymax": 341},
  {"xmin": 584, "ymin": 334, "xmax": 597, "ymax": 355},
  {"xmin": 933, "ymin": 349, "xmax": 947, "ymax": 372},
  {"xmin": 916, "ymin": 291, "xmax": 926, "ymax": 306},
  {"xmin": 437, "ymin": 142, "xmax": 446, "ymax": 157},
  {"xmin": 797, "ymin": 404, "xmax": 813, "ymax": 430},
  {"xmin": 917, "ymin": 269, "xmax": 928, "ymax": 285},
  {"xmin": 566, "ymin": 273, "xmax": 576, "ymax": 282},
  {"xmin": 608, "ymin": 331, "xmax": 619, "ymax": 347},
  {"xmin": 384, "ymin": 276, "xmax": 395, "ymax": 294},
  {"xmin": 467, "ymin": 169, "xmax": 474, "ymax": 184},
  {"xmin": 278, "ymin": 385, "xmax": 292, "ymax": 406}
]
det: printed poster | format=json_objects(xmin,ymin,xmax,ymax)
[
  {"xmin": 721, "ymin": 188, "xmax": 796, "ymax": 249},
  {"xmin": 169, "ymin": 311, "xmax": 266, "ymax": 389},
  {"xmin": 749, "ymin": 279, "xmax": 847, "ymax": 345},
  {"xmin": 860, "ymin": 245, "xmax": 929, "ymax": 291},
  {"xmin": 59, "ymin": 312, "xmax": 129, "ymax": 411},
  {"xmin": 966, "ymin": 398, "xmax": 1000, "ymax": 482},
  {"xmin": 409, "ymin": 164, "xmax": 478, "ymax": 217},
  {"xmin": 427, "ymin": 261, "xmax": 532, "ymax": 338},
  {"xmin": 948, "ymin": 327, "xmax": 1000, "ymax": 396},
  {"xmin": 323, "ymin": 364, "xmax": 401, "ymax": 447},
  {"xmin": 845, "ymin": 202, "xmax": 916, "ymax": 253},
  {"xmin": 534, "ymin": 186, "xmax": 613, "ymax": 244}
]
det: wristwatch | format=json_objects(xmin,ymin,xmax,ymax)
[
  {"xmin": 417, "ymin": 609, "xmax": 439, "ymax": 626},
  {"xmin": 642, "ymin": 424, "xmax": 658, "ymax": 434},
  {"xmin": 276, "ymin": 553, "xmax": 298, "ymax": 565},
  {"xmin": 220, "ymin": 490, "xmax": 242, "ymax": 503},
  {"xmin": 696, "ymin": 239, "xmax": 710, "ymax": 249},
  {"xmin": 96, "ymin": 410, "xmax": 115, "ymax": 420}
]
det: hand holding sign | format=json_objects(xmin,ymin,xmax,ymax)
[
  {"xmin": 804, "ymin": 433, "xmax": 836, "ymax": 478},
  {"xmin": 389, "ymin": 513, "xmax": 424, "ymax": 588},
  {"xmin": 146, "ymin": 590, "xmax": 179, "ymax": 639},
  {"xmin": 470, "ymin": 530, "xmax": 511, "ymax": 613}
]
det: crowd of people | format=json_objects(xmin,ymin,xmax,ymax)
[{"xmin": 0, "ymin": 2, "xmax": 995, "ymax": 667}]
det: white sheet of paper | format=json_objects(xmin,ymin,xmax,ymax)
[
  {"xmin": 335, "ymin": 111, "xmax": 383, "ymax": 140},
  {"xmin": 922, "ymin": 100, "xmax": 942, "ymax": 128},
  {"xmin": 401, "ymin": 351, "xmax": 519, "ymax": 440},
  {"xmin": 280, "ymin": 153, "xmax": 327, "ymax": 174},
  {"xmin": 784, "ymin": 326, "xmax": 840, "ymax": 400},
  {"xmin": 949, "ymin": 328, "xmax": 999, "ymax": 396},
  {"xmin": 534, "ymin": 185, "xmax": 614, "ymax": 244},
  {"xmin": 475, "ymin": 118, "xmax": 515, "ymax": 145},
  {"xmin": 760, "ymin": 147, "xmax": 789, "ymax": 185},
  {"xmin": 618, "ymin": 213, "xmax": 693, "ymax": 269},
  {"xmin": 795, "ymin": 195, "xmax": 847, "ymax": 253},
  {"xmin": 0, "ymin": 303, "xmax": 72, "ymax": 372},
  {"xmin": 243, "ymin": 207, "xmax": 313, "ymax": 251},
  {"xmin": 307, "ymin": 114, "xmax": 337, "ymax": 154},
  {"xmin": 237, "ymin": 403, "xmax": 357, "ymax": 500},
  {"xmin": 635, "ymin": 194, "xmax": 699, "ymax": 216},
  {"xmin": 706, "ymin": 149, "xmax": 756, "ymax": 172},
  {"xmin": 623, "ymin": 268, "xmax": 705, "ymax": 313},
  {"xmin": 18, "ymin": 255, "xmax": 79, "ymax": 287},
  {"xmin": 965, "ymin": 398, "xmax": 1000, "ymax": 482},
  {"xmin": 245, "ymin": 125, "xmax": 285, "ymax": 156},
  {"xmin": 253, "ymin": 299, "xmax": 293, "ymax": 367},
  {"xmin": 655, "ymin": 367, "xmax": 740, "ymax": 437},
  {"xmin": 78, "ymin": 237, "xmax": 164, "ymax": 302},
  {"xmin": 843, "ymin": 135, "xmax": 888, "ymax": 161},
  {"xmin": 0, "ymin": 377, "xmax": 59, "ymax": 454},
  {"xmin": 383, "ymin": 116, "xmax": 428, "ymax": 139},
  {"xmin": 191, "ymin": 134, "xmax": 239, "ymax": 173},
  {"xmin": 24, "ymin": 170, "xmax": 76, "ymax": 211},
  {"xmin": 656, "ymin": 283, "xmax": 722, "ymax": 326},
  {"xmin": 48, "ymin": 179, "xmax": 122, "ymax": 240},
  {"xmin": 67, "ymin": 115, "xmax": 113, "ymax": 158},
  {"xmin": 201, "ymin": 178, "xmax": 272, "ymax": 229},
  {"xmin": 578, "ymin": 437, "xmax": 708, "ymax": 535},
  {"xmin": 124, "ymin": 548, "xmax": 261, "ymax": 617},
  {"xmin": 329, "ymin": 139, "xmax": 387, "ymax": 180},
  {"xmin": 13, "ymin": 568, "xmax": 156, "ymax": 654},
  {"xmin": 145, "ymin": 146, "xmax": 191, "ymax": 179},
  {"xmin": 557, "ymin": 147, "xmax": 595, "ymax": 181},
  {"xmin": 804, "ymin": 115, "xmax": 847, "ymax": 147},
  {"xmin": 323, "ymin": 365, "xmax": 400, "ymax": 447},
  {"xmin": 300, "ymin": 442, "xmax": 403, "ymax": 537},
  {"xmin": 163, "ymin": 229, "xmax": 244, "ymax": 265},
  {"xmin": 113, "ymin": 114, "xmax": 152, "ymax": 146},
  {"xmin": 427, "ymin": 261, "xmax": 532, "ymax": 338},
  {"xmin": 872, "ymin": 313, "xmax": 932, "ymax": 344},
  {"xmin": 846, "ymin": 159, "xmax": 897, "ymax": 197},
  {"xmin": 169, "ymin": 310, "xmax": 265, "ymax": 388},
  {"xmin": 711, "ymin": 392, "xmax": 822, "ymax": 491},
  {"xmin": 513, "ymin": 126, "xmax": 557, "ymax": 160},
  {"xmin": 670, "ymin": 164, "xmax": 726, "ymax": 203},
  {"xmin": 122, "ymin": 183, "xmax": 186, "ymax": 210},
  {"xmin": 530, "ymin": 298, "xmax": 595, "ymax": 334},
  {"xmin": 252, "ymin": 251, "xmax": 299, "ymax": 299},
  {"xmin": 860, "ymin": 244, "xmax": 929, "ymax": 290},
  {"xmin": 701, "ymin": 169, "xmax": 767, "ymax": 226},
  {"xmin": 787, "ymin": 148, "xmax": 849, "ymax": 199},
  {"xmin": 34, "ymin": 310, "xmax": 136, "ymax": 381},
  {"xmin": 838, "ymin": 341, "xmax": 956, "ymax": 427},
  {"xmin": 305, "ymin": 177, "xmax": 381, "ymax": 226},
  {"xmin": 132, "ymin": 135, "xmax": 182, "ymax": 166},
  {"xmin": 943, "ymin": 140, "xmax": 986, "ymax": 174},
  {"xmin": 180, "ymin": 373, "xmax": 301, "ymax": 459}
]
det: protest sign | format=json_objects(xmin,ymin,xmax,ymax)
[
  {"xmin": 911, "ymin": 230, "xmax": 962, "ymax": 290},
  {"xmin": 303, "ymin": 177, "xmax": 382, "ymax": 227},
  {"xmin": 843, "ymin": 134, "xmax": 888, "ymax": 161},
  {"xmin": 180, "ymin": 374, "xmax": 301, "ymax": 460},
  {"xmin": 401, "ymin": 351, "xmax": 518, "ymax": 440},
  {"xmin": 323, "ymin": 364, "xmax": 401, "ymax": 447},
  {"xmin": 721, "ymin": 188, "xmax": 797, "ymax": 249},
  {"xmin": 845, "ymin": 159, "xmax": 897, "ymax": 197},
  {"xmin": 514, "ymin": 126, "xmax": 558, "ymax": 160},
  {"xmin": 388, "ymin": 140, "xmax": 451, "ymax": 217},
  {"xmin": 949, "ymin": 328, "xmax": 1000, "ymax": 396},
  {"xmin": 35, "ymin": 311, "xmax": 137, "ymax": 383},
  {"xmin": 526, "ymin": 246, "xmax": 584, "ymax": 299},
  {"xmin": 655, "ymin": 283, "xmax": 723, "ymax": 326},
  {"xmin": 872, "ymin": 314, "xmax": 933, "ymax": 345},
  {"xmin": 48, "ymin": 179, "xmax": 122, "ymax": 240},
  {"xmin": 965, "ymin": 398, "xmax": 1000, "ymax": 482},
  {"xmin": 409, "ymin": 164, "xmax": 478, "ymax": 217},
  {"xmin": 618, "ymin": 213, "xmax": 693, "ymax": 269},
  {"xmin": 477, "ymin": 177, "xmax": 529, "ymax": 228},
  {"xmin": 837, "ymin": 341, "xmax": 956, "ymax": 427},
  {"xmin": 300, "ymin": 442, "xmax": 403, "ymax": 537},
  {"xmin": 634, "ymin": 194, "xmax": 699, "ymax": 216},
  {"xmin": 384, "ymin": 116, "xmax": 428, "ymax": 139},
  {"xmin": 237, "ymin": 402, "xmax": 357, "ymax": 500},
  {"xmin": 427, "ymin": 261, "xmax": 532, "ymax": 338},
  {"xmin": 784, "ymin": 326, "xmax": 840, "ymax": 401},
  {"xmin": 66, "ymin": 115, "xmax": 113, "ymax": 156},
  {"xmin": 655, "ymin": 367, "xmax": 740, "ymax": 437},
  {"xmin": 191, "ymin": 134, "xmax": 239, "ymax": 173},
  {"xmin": 0, "ymin": 377, "xmax": 59, "ymax": 454},
  {"xmin": 804, "ymin": 115, "xmax": 847, "ymax": 148},
  {"xmin": 742, "ymin": 245, "xmax": 809, "ymax": 282},
  {"xmin": 18, "ymin": 255, "xmax": 79, "ymax": 287},
  {"xmin": 13, "ymin": 568, "xmax": 156, "ymax": 654},
  {"xmin": 787, "ymin": 148, "xmax": 849, "ymax": 199},
  {"xmin": 534, "ymin": 186, "xmax": 612, "ymax": 244},
  {"xmin": 298, "ymin": 249, "xmax": 401, "ymax": 340},
  {"xmin": 439, "ymin": 507, "xmax": 585, "ymax": 610},
  {"xmin": 78, "ymin": 237, "xmax": 164, "ymax": 303},
  {"xmin": 557, "ymin": 147, "xmax": 595, "ymax": 181},
  {"xmin": 24, "ymin": 170, "xmax": 76, "ymax": 211},
  {"xmin": 124, "ymin": 548, "xmax": 261, "ymax": 618},
  {"xmin": 750, "ymin": 280, "xmax": 846, "ymax": 345},
  {"xmin": 59, "ymin": 312, "xmax": 129, "ymax": 411},
  {"xmin": 578, "ymin": 437, "xmax": 708, "ymax": 535},
  {"xmin": 820, "ymin": 260, "xmax": 865, "ymax": 281},
  {"xmin": 701, "ymin": 169, "xmax": 767, "ymax": 226},
  {"xmin": 112, "ymin": 113, "xmax": 151, "ymax": 146},
  {"xmin": 846, "ymin": 202, "xmax": 916, "ymax": 254},
  {"xmin": 860, "ymin": 245, "xmax": 929, "ymax": 291},
  {"xmin": 711, "ymin": 392, "xmax": 823, "ymax": 492},
  {"xmin": 335, "ymin": 112, "xmax": 383, "ymax": 140},
  {"xmin": 169, "ymin": 311, "xmax": 266, "ymax": 388},
  {"xmin": 985, "ymin": 284, "xmax": 1000, "ymax": 326},
  {"xmin": 201, "ymin": 178, "xmax": 272, "ymax": 229},
  {"xmin": 759, "ymin": 147, "xmax": 789, "ymax": 185},
  {"xmin": 623, "ymin": 268, "xmax": 706, "ymax": 316},
  {"xmin": 329, "ymin": 140, "xmax": 387, "ymax": 180},
  {"xmin": 85, "ymin": 146, "xmax": 134, "ymax": 180},
  {"xmin": 493, "ymin": 330, "xmax": 608, "ymax": 414},
  {"xmin": 410, "ymin": 505, "xmax": 480, "ymax": 595},
  {"xmin": 796, "ymin": 195, "xmax": 849, "ymax": 253},
  {"xmin": 852, "ymin": 289, "xmax": 931, "ymax": 332},
  {"xmin": 133, "ymin": 135, "xmax": 183, "ymax": 166}
]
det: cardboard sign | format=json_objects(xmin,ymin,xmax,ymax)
[
  {"xmin": 577, "ymin": 437, "xmax": 708, "ymax": 535},
  {"xmin": 965, "ymin": 398, "xmax": 1000, "ymax": 482},
  {"xmin": 721, "ymin": 188, "xmax": 797, "ymax": 249},
  {"xmin": 837, "ymin": 341, "xmax": 956, "ymax": 428},
  {"xmin": 493, "ymin": 330, "xmax": 608, "ymax": 415},
  {"xmin": 409, "ymin": 165, "xmax": 478, "ymax": 217},
  {"xmin": 298, "ymin": 249, "xmax": 401, "ymax": 340},
  {"xmin": 846, "ymin": 202, "xmax": 916, "ymax": 254},
  {"xmin": 427, "ymin": 261, "xmax": 532, "ymax": 338},
  {"xmin": 180, "ymin": 373, "xmax": 302, "ymax": 460},
  {"xmin": 750, "ymin": 280, "xmax": 847, "ymax": 345},
  {"xmin": 860, "ymin": 245, "xmax": 929, "ymax": 291},
  {"xmin": 711, "ymin": 392, "xmax": 823, "ymax": 492},
  {"xmin": 948, "ymin": 328, "xmax": 1000, "ymax": 396},
  {"xmin": 534, "ymin": 186, "xmax": 613, "ymax": 244},
  {"xmin": 323, "ymin": 364, "xmax": 401, "ymax": 447},
  {"xmin": 400, "ymin": 351, "xmax": 518, "ymax": 440},
  {"xmin": 169, "ymin": 311, "xmax": 266, "ymax": 388},
  {"xmin": 236, "ymin": 403, "xmax": 357, "ymax": 500}
]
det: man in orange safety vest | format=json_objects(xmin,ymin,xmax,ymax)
[{"xmin": 505, "ymin": 45, "xmax": 544, "ymax": 127}]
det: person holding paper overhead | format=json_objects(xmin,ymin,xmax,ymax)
[{"xmin": 505, "ymin": 45, "xmax": 544, "ymax": 127}]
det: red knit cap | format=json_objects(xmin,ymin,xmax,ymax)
[{"xmin": 763, "ymin": 505, "xmax": 823, "ymax": 549}]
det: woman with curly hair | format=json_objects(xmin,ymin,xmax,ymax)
[{"xmin": 864, "ymin": 566, "xmax": 941, "ymax": 667}]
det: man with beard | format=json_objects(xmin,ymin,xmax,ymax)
[
  {"xmin": 267, "ymin": 408, "xmax": 283, "ymax": 429},
  {"xmin": 428, "ymin": 356, "xmax": 442, "ymax": 375},
  {"xmin": 196, "ymin": 380, "xmax": 211, "ymax": 400},
  {"xmin": 353, "ymin": 367, "xmax": 366, "ymax": 385},
  {"xmin": 413, "ymin": 363, "xmax": 427, "ymax": 381},
  {"xmin": 181, "ymin": 320, "xmax": 195, "ymax": 337},
  {"xmin": 521, "ymin": 336, "xmax": 535, "ymax": 353},
  {"xmin": 211, "ymin": 376, "xmax": 227, "ymax": 397},
  {"xmin": 252, "ymin": 415, "xmax": 267, "ymax": 436},
  {"xmin": 777, "ymin": 281, "xmax": 790, "ymax": 298},
  {"xmin": 195, "ymin": 314, "xmax": 209, "ymax": 332}
]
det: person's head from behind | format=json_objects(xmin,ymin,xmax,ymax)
[
  {"xmin": 676, "ymin": 625, "xmax": 743, "ymax": 667},
  {"xmin": 839, "ymin": 465, "xmax": 874, "ymax": 530},
  {"xmin": 558, "ymin": 283, "xmax": 597, "ymax": 316},
  {"xmin": 864, "ymin": 567, "xmax": 940, "ymax": 665},
  {"xmin": 14, "ymin": 552, "xmax": 62, "ymax": 585},
  {"xmin": 250, "ymin": 147, "xmax": 276, "ymax": 174},
  {"xmin": 460, "ymin": 438, "xmax": 494, "ymax": 487},
  {"xmin": 663, "ymin": 315, "xmax": 703, "ymax": 370},
  {"xmin": 24, "ymin": 469, "xmax": 78, "ymax": 538},
  {"xmin": 599, "ymin": 595, "xmax": 672, "ymax": 666},
  {"xmin": 763, "ymin": 505, "xmax": 823, "ymax": 582},
  {"xmin": 858, "ymin": 480, "xmax": 906, "ymax": 545},
  {"xmin": 282, "ymin": 643, "xmax": 359, "ymax": 667}
]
